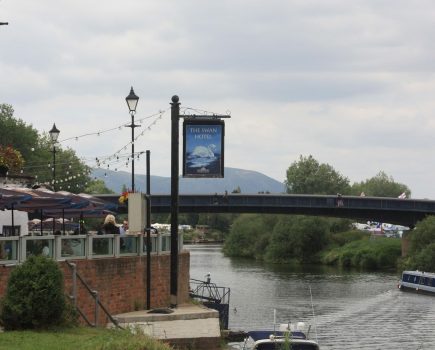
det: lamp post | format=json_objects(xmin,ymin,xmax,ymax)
[
  {"xmin": 49, "ymin": 123, "xmax": 60, "ymax": 191},
  {"xmin": 126, "ymin": 87, "xmax": 139, "ymax": 192}
]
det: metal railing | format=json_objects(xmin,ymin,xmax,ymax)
[
  {"xmin": 66, "ymin": 260, "xmax": 122, "ymax": 328},
  {"xmin": 0, "ymin": 232, "xmax": 183, "ymax": 265},
  {"xmin": 190, "ymin": 277, "xmax": 231, "ymax": 329}
]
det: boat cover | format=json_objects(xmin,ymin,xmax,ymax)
[{"xmin": 248, "ymin": 330, "xmax": 306, "ymax": 341}]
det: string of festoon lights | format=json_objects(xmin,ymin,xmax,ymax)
[
  {"xmin": 19, "ymin": 108, "xmax": 168, "ymax": 190},
  {"xmin": 17, "ymin": 105, "xmax": 227, "ymax": 189}
]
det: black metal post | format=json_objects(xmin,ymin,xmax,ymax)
[
  {"xmin": 52, "ymin": 145, "xmax": 56, "ymax": 191},
  {"xmin": 11, "ymin": 204, "xmax": 15, "ymax": 237},
  {"xmin": 170, "ymin": 95, "xmax": 180, "ymax": 308},
  {"xmin": 146, "ymin": 150, "xmax": 151, "ymax": 309}
]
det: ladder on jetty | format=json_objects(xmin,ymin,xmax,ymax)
[{"xmin": 189, "ymin": 276, "xmax": 231, "ymax": 329}]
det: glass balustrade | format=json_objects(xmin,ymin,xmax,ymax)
[{"xmin": 0, "ymin": 232, "xmax": 181, "ymax": 264}]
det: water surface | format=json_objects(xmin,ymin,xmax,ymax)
[{"xmin": 187, "ymin": 244, "xmax": 435, "ymax": 350}]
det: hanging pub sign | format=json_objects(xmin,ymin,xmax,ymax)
[{"xmin": 183, "ymin": 119, "xmax": 225, "ymax": 178}]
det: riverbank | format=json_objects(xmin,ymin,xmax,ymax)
[{"xmin": 223, "ymin": 213, "xmax": 403, "ymax": 270}]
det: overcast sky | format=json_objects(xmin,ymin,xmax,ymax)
[{"xmin": 2, "ymin": 1, "xmax": 435, "ymax": 198}]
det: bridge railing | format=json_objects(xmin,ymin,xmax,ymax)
[{"xmin": 0, "ymin": 232, "xmax": 183, "ymax": 265}]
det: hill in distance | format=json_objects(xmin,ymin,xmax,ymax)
[{"xmin": 91, "ymin": 167, "xmax": 286, "ymax": 194}]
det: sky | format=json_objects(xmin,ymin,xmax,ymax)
[{"xmin": 1, "ymin": 1, "xmax": 435, "ymax": 198}]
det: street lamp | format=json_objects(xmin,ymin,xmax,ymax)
[
  {"xmin": 49, "ymin": 123, "xmax": 60, "ymax": 191},
  {"xmin": 126, "ymin": 87, "xmax": 139, "ymax": 192}
]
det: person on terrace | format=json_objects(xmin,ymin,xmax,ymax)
[{"xmin": 102, "ymin": 214, "xmax": 120, "ymax": 235}]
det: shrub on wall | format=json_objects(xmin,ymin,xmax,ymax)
[{"xmin": 0, "ymin": 255, "xmax": 67, "ymax": 330}]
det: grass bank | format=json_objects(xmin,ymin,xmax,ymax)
[
  {"xmin": 0, "ymin": 327, "xmax": 172, "ymax": 350},
  {"xmin": 321, "ymin": 236, "xmax": 402, "ymax": 270}
]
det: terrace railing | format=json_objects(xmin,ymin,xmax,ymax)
[{"xmin": 0, "ymin": 232, "xmax": 183, "ymax": 265}]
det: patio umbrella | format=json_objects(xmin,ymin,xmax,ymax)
[{"xmin": 0, "ymin": 188, "xmax": 32, "ymax": 209}]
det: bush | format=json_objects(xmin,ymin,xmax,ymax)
[
  {"xmin": 321, "ymin": 237, "xmax": 401, "ymax": 270},
  {"xmin": 0, "ymin": 255, "xmax": 68, "ymax": 330},
  {"xmin": 406, "ymin": 243, "xmax": 435, "ymax": 272},
  {"xmin": 329, "ymin": 230, "xmax": 368, "ymax": 247}
]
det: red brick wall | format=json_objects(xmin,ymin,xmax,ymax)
[{"xmin": 0, "ymin": 251, "xmax": 190, "ymax": 326}]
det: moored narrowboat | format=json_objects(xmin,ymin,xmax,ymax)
[{"xmin": 398, "ymin": 270, "xmax": 435, "ymax": 294}]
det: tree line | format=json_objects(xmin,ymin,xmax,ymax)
[
  {"xmin": 223, "ymin": 156, "xmax": 434, "ymax": 272},
  {"xmin": 0, "ymin": 104, "xmax": 110, "ymax": 194}
]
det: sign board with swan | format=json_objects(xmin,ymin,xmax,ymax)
[{"xmin": 183, "ymin": 119, "xmax": 225, "ymax": 178}]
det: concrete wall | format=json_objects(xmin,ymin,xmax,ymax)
[{"xmin": 0, "ymin": 251, "xmax": 190, "ymax": 326}]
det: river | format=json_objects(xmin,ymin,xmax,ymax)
[{"xmin": 187, "ymin": 244, "xmax": 435, "ymax": 350}]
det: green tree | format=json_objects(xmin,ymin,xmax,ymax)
[
  {"xmin": 85, "ymin": 179, "xmax": 114, "ymax": 194},
  {"xmin": 408, "ymin": 243, "xmax": 435, "ymax": 271},
  {"xmin": 408, "ymin": 216, "xmax": 435, "ymax": 255},
  {"xmin": 0, "ymin": 104, "xmax": 39, "ymax": 162},
  {"xmin": 179, "ymin": 213, "xmax": 199, "ymax": 226},
  {"xmin": 351, "ymin": 171, "xmax": 411, "ymax": 198},
  {"xmin": 265, "ymin": 215, "xmax": 329, "ymax": 263},
  {"xmin": 198, "ymin": 213, "xmax": 236, "ymax": 233},
  {"xmin": 223, "ymin": 214, "xmax": 277, "ymax": 259},
  {"xmin": 285, "ymin": 155, "xmax": 350, "ymax": 195},
  {"xmin": 0, "ymin": 103, "xmax": 93, "ymax": 193}
]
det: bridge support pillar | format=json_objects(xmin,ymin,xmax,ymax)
[{"xmin": 401, "ymin": 230, "xmax": 412, "ymax": 257}]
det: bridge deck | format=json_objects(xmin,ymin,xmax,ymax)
[{"xmin": 96, "ymin": 194, "xmax": 435, "ymax": 227}]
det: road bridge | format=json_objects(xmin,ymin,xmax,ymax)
[{"xmin": 97, "ymin": 193, "xmax": 435, "ymax": 227}]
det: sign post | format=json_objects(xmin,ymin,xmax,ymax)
[{"xmin": 169, "ymin": 96, "xmax": 230, "ymax": 308}]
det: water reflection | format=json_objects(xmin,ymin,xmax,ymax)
[{"xmin": 187, "ymin": 244, "xmax": 435, "ymax": 350}]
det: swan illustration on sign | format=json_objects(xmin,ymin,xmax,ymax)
[{"xmin": 183, "ymin": 121, "xmax": 224, "ymax": 177}]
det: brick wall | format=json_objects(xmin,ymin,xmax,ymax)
[{"xmin": 0, "ymin": 251, "xmax": 190, "ymax": 326}]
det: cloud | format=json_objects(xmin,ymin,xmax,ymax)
[{"xmin": 1, "ymin": 0, "xmax": 435, "ymax": 198}]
